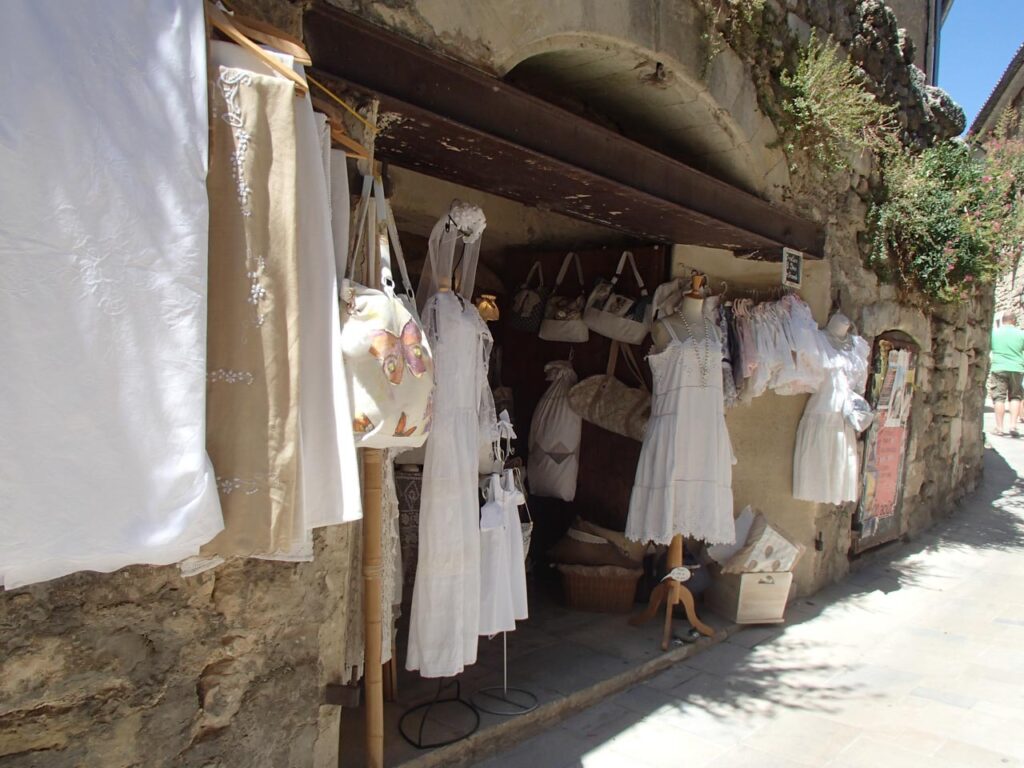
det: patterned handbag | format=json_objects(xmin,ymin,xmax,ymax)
[
  {"xmin": 568, "ymin": 341, "xmax": 650, "ymax": 441},
  {"xmin": 539, "ymin": 252, "xmax": 589, "ymax": 343},
  {"xmin": 508, "ymin": 261, "xmax": 548, "ymax": 332},
  {"xmin": 341, "ymin": 176, "xmax": 434, "ymax": 449},
  {"xmin": 584, "ymin": 251, "xmax": 653, "ymax": 345}
]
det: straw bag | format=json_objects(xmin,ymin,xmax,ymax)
[
  {"xmin": 341, "ymin": 177, "xmax": 434, "ymax": 449},
  {"xmin": 568, "ymin": 341, "xmax": 650, "ymax": 441},
  {"xmin": 539, "ymin": 252, "xmax": 589, "ymax": 343},
  {"xmin": 583, "ymin": 251, "xmax": 652, "ymax": 345},
  {"xmin": 509, "ymin": 261, "xmax": 547, "ymax": 332}
]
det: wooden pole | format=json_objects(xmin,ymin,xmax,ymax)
[
  {"xmin": 356, "ymin": 100, "xmax": 385, "ymax": 768},
  {"xmin": 361, "ymin": 448, "xmax": 385, "ymax": 768}
]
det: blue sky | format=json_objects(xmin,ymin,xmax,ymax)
[{"xmin": 938, "ymin": 0, "xmax": 1024, "ymax": 133}]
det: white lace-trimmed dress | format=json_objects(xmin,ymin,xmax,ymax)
[
  {"xmin": 627, "ymin": 322, "xmax": 736, "ymax": 546},
  {"xmin": 793, "ymin": 334, "xmax": 870, "ymax": 505},
  {"xmin": 406, "ymin": 292, "xmax": 495, "ymax": 678}
]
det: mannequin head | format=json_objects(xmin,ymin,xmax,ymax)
[{"xmin": 826, "ymin": 312, "xmax": 852, "ymax": 338}]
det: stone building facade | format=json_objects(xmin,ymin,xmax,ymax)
[{"xmin": 0, "ymin": 2, "xmax": 986, "ymax": 767}]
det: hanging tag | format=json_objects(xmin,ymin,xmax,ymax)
[{"xmin": 662, "ymin": 566, "xmax": 692, "ymax": 584}]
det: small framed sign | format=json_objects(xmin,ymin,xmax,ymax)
[{"xmin": 782, "ymin": 247, "xmax": 803, "ymax": 289}]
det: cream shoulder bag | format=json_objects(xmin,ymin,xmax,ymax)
[
  {"xmin": 568, "ymin": 340, "xmax": 650, "ymax": 441},
  {"xmin": 340, "ymin": 176, "xmax": 434, "ymax": 448}
]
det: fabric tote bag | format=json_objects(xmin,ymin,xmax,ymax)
[
  {"xmin": 528, "ymin": 360, "xmax": 582, "ymax": 501},
  {"xmin": 341, "ymin": 176, "xmax": 434, "ymax": 449},
  {"xmin": 539, "ymin": 252, "xmax": 589, "ymax": 343},
  {"xmin": 583, "ymin": 250, "xmax": 652, "ymax": 345},
  {"xmin": 509, "ymin": 261, "xmax": 548, "ymax": 332},
  {"xmin": 568, "ymin": 341, "xmax": 650, "ymax": 441}
]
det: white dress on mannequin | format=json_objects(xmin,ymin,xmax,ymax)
[
  {"xmin": 406, "ymin": 207, "xmax": 496, "ymax": 678},
  {"xmin": 793, "ymin": 317, "xmax": 870, "ymax": 504},
  {"xmin": 627, "ymin": 309, "xmax": 736, "ymax": 546},
  {"xmin": 478, "ymin": 469, "xmax": 528, "ymax": 636}
]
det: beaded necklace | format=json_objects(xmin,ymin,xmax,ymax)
[{"xmin": 676, "ymin": 309, "xmax": 712, "ymax": 386}]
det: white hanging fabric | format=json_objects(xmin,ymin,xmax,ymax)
[
  {"xmin": 407, "ymin": 208, "xmax": 497, "ymax": 678},
  {"xmin": 528, "ymin": 361, "xmax": 582, "ymax": 501},
  {"xmin": 0, "ymin": 0, "xmax": 223, "ymax": 587}
]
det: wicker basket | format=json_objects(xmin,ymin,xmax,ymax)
[{"xmin": 557, "ymin": 564, "xmax": 643, "ymax": 613}]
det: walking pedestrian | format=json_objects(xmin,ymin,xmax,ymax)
[{"xmin": 988, "ymin": 310, "xmax": 1024, "ymax": 436}]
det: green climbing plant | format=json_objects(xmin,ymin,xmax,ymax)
[{"xmin": 779, "ymin": 35, "xmax": 895, "ymax": 171}]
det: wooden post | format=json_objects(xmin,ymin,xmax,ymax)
[
  {"xmin": 361, "ymin": 448, "xmax": 385, "ymax": 768},
  {"xmin": 356, "ymin": 100, "xmax": 385, "ymax": 768}
]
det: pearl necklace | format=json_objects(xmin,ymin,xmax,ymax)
[{"xmin": 676, "ymin": 309, "xmax": 712, "ymax": 386}]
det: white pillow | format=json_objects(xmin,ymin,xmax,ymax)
[{"xmin": 707, "ymin": 506, "xmax": 756, "ymax": 565}]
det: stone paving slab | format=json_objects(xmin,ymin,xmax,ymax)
[{"xmin": 474, "ymin": 423, "xmax": 1024, "ymax": 768}]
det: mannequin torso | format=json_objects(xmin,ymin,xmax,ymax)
[{"xmin": 652, "ymin": 295, "xmax": 710, "ymax": 352}]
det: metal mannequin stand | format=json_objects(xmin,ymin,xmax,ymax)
[
  {"xmin": 472, "ymin": 632, "xmax": 538, "ymax": 716},
  {"xmin": 398, "ymin": 678, "xmax": 480, "ymax": 749}
]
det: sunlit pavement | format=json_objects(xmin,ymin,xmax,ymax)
[{"xmin": 477, "ymin": 415, "xmax": 1024, "ymax": 768}]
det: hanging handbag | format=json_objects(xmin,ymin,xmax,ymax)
[
  {"xmin": 539, "ymin": 252, "xmax": 589, "ymax": 343},
  {"xmin": 583, "ymin": 251, "xmax": 653, "ymax": 345},
  {"xmin": 568, "ymin": 340, "xmax": 650, "ymax": 441},
  {"xmin": 508, "ymin": 261, "xmax": 547, "ymax": 332},
  {"xmin": 340, "ymin": 176, "xmax": 434, "ymax": 449}
]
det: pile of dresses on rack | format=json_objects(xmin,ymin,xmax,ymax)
[{"xmin": 722, "ymin": 293, "xmax": 834, "ymax": 405}]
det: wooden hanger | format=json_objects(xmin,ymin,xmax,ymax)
[
  {"xmin": 205, "ymin": 1, "xmax": 308, "ymax": 95},
  {"xmin": 215, "ymin": 3, "xmax": 312, "ymax": 65},
  {"xmin": 311, "ymin": 95, "xmax": 370, "ymax": 159}
]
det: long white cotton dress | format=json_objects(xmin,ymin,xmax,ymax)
[
  {"xmin": 479, "ymin": 470, "xmax": 528, "ymax": 636},
  {"xmin": 627, "ymin": 322, "xmax": 736, "ymax": 546},
  {"xmin": 406, "ymin": 291, "xmax": 495, "ymax": 678},
  {"xmin": 793, "ymin": 334, "xmax": 871, "ymax": 504}
]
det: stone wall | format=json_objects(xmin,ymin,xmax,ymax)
[{"xmin": 0, "ymin": 526, "xmax": 356, "ymax": 768}]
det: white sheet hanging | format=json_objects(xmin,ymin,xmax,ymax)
[{"xmin": 0, "ymin": 0, "xmax": 222, "ymax": 587}]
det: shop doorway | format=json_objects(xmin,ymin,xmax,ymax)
[{"xmin": 851, "ymin": 331, "xmax": 920, "ymax": 554}]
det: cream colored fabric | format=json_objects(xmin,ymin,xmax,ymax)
[
  {"xmin": 342, "ymin": 451, "xmax": 402, "ymax": 681},
  {"xmin": 203, "ymin": 44, "xmax": 302, "ymax": 557}
]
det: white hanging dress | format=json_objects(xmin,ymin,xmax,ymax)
[
  {"xmin": 478, "ymin": 470, "xmax": 528, "ymax": 636},
  {"xmin": 626, "ymin": 320, "xmax": 736, "ymax": 546},
  {"xmin": 793, "ymin": 333, "xmax": 870, "ymax": 504},
  {"xmin": 407, "ymin": 207, "xmax": 495, "ymax": 678}
]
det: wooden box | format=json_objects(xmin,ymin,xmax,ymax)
[{"xmin": 706, "ymin": 571, "xmax": 793, "ymax": 624}]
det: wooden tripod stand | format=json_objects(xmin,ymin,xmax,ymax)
[{"xmin": 629, "ymin": 534, "xmax": 714, "ymax": 651}]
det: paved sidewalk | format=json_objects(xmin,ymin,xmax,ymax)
[{"xmin": 477, "ymin": 428, "xmax": 1024, "ymax": 767}]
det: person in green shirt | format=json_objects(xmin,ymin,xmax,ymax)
[{"xmin": 988, "ymin": 310, "xmax": 1024, "ymax": 436}]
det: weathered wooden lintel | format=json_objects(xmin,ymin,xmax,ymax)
[{"xmin": 303, "ymin": 3, "xmax": 825, "ymax": 258}]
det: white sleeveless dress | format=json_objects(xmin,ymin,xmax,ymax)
[
  {"xmin": 626, "ymin": 321, "xmax": 736, "ymax": 546},
  {"xmin": 478, "ymin": 469, "xmax": 528, "ymax": 636}
]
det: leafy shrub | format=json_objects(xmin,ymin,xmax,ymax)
[
  {"xmin": 779, "ymin": 35, "xmax": 894, "ymax": 171},
  {"xmin": 869, "ymin": 128, "xmax": 1024, "ymax": 303}
]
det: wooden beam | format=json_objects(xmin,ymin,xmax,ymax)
[{"xmin": 302, "ymin": 3, "xmax": 825, "ymax": 257}]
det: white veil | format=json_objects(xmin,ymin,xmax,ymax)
[{"xmin": 417, "ymin": 201, "xmax": 487, "ymax": 312}]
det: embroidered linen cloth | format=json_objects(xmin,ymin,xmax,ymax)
[{"xmin": 0, "ymin": 0, "xmax": 223, "ymax": 587}]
